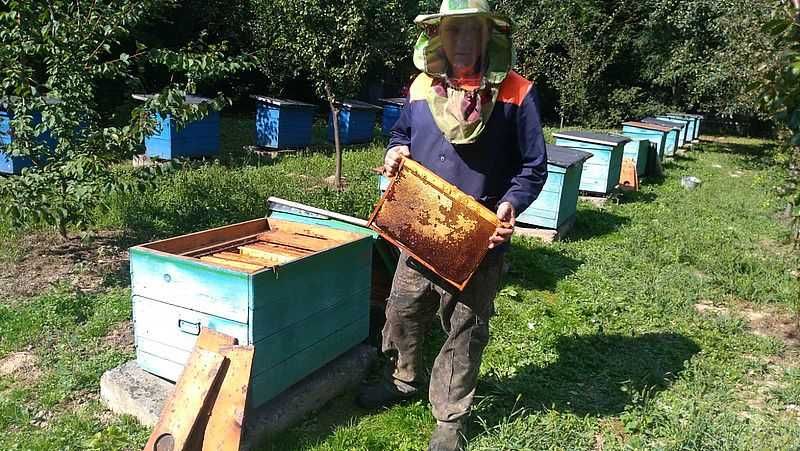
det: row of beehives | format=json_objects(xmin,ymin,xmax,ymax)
[
  {"xmin": 514, "ymin": 114, "xmax": 702, "ymax": 231},
  {"xmin": 375, "ymin": 113, "xmax": 702, "ymax": 232},
  {"xmin": 0, "ymin": 94, "xmax": 398, "ymax": 174}
]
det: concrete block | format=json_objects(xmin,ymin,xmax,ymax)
[
  {"xmin": 100, "ymin": 361, "xmax": 173, "ymax": 427},
  {"xmin": 100, "ymin": 344, "xmax": 376, "ymax": 449}
]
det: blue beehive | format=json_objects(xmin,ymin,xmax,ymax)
[
  {"xmin": 667, "ymin": 113, "xmax": 702, "ymax": 142},
  {"xmin": 646, "ymin": 117, "xmax": 688, "ymax": 148},
  {"xmin": 517, "ymin": 144, "xmax": 592, "ymax": 230},
  {"xmin": 379, "ymin": 98, "xmax": 407, "ymax": 137},
  {"xmin": 328, "ymin": 100, "xmax": 381, "ymax": 145},
  {"xmin": 657, "ymin": 115, "xmax": 693, "ymax": 147},
  {"xmin": 134, "ymin": 94, "xmax": 221, "ymax": 160},
  {"xmin": 641, "ymin": 118, "xmax": 682, "ymax": 156},
  {"xmin": 553, "ymin": 131, "xmax": 630, "ymax": 195},
  {"xmin": 131, "ymin": 205, "xmax": 376, "ymax": 408},
  {"xmin": 620, "ymin": 137, "xmax": 650, "ymax": 178},
  {"xmin": 662, "ymin": 114, "xmax": 696, "ymax": 144},
  {"xmin": 621, "ymin": 121, "xmax": 672, "ymax": 163},
  {"xmin": 252, "ymin": 96, "xmax": 316, "ymax": 150},
  {"xmin": 0, "ymin": 97, "xmax": 60, "ymax": 175}
]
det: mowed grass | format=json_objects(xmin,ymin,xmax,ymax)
[{"xmin": 0, "ymin": 118, "xmax": 798, "ymax": 450}]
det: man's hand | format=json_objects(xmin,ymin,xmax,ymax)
[
  {"xmin": 384, "ymin": 145, "xmax": 411, "ymax": 177},
  {"xmin": 489, "ymin": 202, "xmax": 515, "ymax": 249}
]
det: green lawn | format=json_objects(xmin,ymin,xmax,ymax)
[{"xmin": 1, "ymin": 119, "xmax": 798, "ymax": 450}]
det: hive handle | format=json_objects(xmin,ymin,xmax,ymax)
[{"xmin": 177, "ymin": 319, "xmax": 201, "ymax": 336}]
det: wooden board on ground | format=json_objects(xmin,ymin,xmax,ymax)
[
  {"xmin": 201, "ymin": 345, "xmax": 255, "ymax": 451},
  {"xmin": 143, "ymin": 348, "xmax": 225, "ymax": 451},
  {"xmin": 516, "ymin": 216, "xmax": 576, "ymax": 243}
]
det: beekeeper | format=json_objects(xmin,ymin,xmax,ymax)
[{"xmin": 357, "ymin": 2, "xmax": 548, "ymax": 450}]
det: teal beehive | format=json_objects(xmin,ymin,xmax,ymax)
[
  {"xmin": 553, "ymin": 131, "xmax": 630, "ymax": 195},
  {"xmin": 641, "ymin": 118, "xmax": 682, "ymax": 156},
  {"xmin": 620, "ymin": 138, "xmax": 649, "ymax": 178},
  {"xmin": 621, "ymin": 121, "xmax": 672, "ymax": 163},
  {"xmin": 517, "ymin": 144, "xmax": 592, "ymax": 229},
  {"xmin": 663, "ymin": 114, "xmax": 696, "ymax": 144},
  {"xmin": 667, "ymin": 113, "xmax": 702, "ymax": 142},
  {"xmin": 657, "ymin": 115, "xmax": 693, "ymax": 146},
  {"xmin": 646, "ymin": 116, "xmax": 688, "ymax": 148},
  {"xmin": 130, "ymin": 211, "xmax": 374, "ymax": 408}
]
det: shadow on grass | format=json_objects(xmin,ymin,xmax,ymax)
[
  {"xmin": 473, "ymin": 332, "xmax": 700, "ymax": 427},
  {"xmin": 505, "ymin": 244, "xmax": 583, "ymax": 292},
  {"xmin": 702, "ymin": 139, "xmax": 780, "ymax": 171},
  {"xmin": 566, "ymin": 209, "xmax": 631, "ymax": 242}
]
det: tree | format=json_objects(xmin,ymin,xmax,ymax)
[
  {"xmin": 759, "ymin": 0, "xmax": 800, "ymax": 246},
  {"xmin": 0, "ymin": 0, "xmax": 249, "ymax": 238},
  {"xmin": 249, "ymin": 0, "xmax": 414, "ymax": 188}
]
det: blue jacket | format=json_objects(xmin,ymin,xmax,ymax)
[{"xmin": 388, "ymin": 71, "xmax": 548, "ymax": 216}]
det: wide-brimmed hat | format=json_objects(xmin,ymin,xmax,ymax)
[
  {"xmin": 414, "ymin": 0, "xmax": 512, "ymax": 29},
  {"xmin": 413, "ymin": 0, "xmax": 514, "ymax": 85}
]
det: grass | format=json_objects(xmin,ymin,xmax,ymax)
[{"xmin": 0, "ymin": 119, "xmax": 799, "ymax": 450}]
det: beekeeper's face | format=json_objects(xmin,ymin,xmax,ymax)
[{"xmin": 440, "ymin": 16, "xmax": 490, "ymax": 73}]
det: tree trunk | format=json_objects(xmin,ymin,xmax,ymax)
[{"xmin": 324, "ymin": 84, "xmax": 343, "ymax": 190}]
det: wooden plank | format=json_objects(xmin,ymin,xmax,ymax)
[
  {"xmin": 201, "ymin": 346, "xmax": 255, "ymax": 451},
  {"xmin": 140, "ymin": 218, "xmax": 268, "ymax": 255},
  {"xmin": 257, "ymin": 229, "xmax": 339, "ymax": 252},
  {"xmin": 196, "ymin": 327, "xmax": 238, "ymax": 351},
  {"xmin": 200, "ymin": 256, "xmax": 264, "ymax": 272},
  {"xmin": 212, "ymin": 251, "xmax": 280, "ymax": 268},
  {"xmin": 267, "ymin": 217, "xmax": 365, "ymax": 242},
  {"xmin": 143, "ymin": 348, "xmax": 225, "ymax": 451},
  {"xmin": 184, "ymin": 329, "xmax": 240, "ymax": 450},
  {"xmin": 251, "ymin": 241, "xmax": 309, "ymax": 257},
  {"xmin": 181, "ymin": 234, "xmax": 262, "ymax": 258},
  {"xmin": 239, "ymin": 245, "xmax": 297, "ymax": 264}
]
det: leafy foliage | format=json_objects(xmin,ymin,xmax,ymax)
[
  {"xmin": 0, "ymin": 0, "xmax": 249, "ymax": 237},
  {"xmin": 247, "ymin": 0, "xmax": 417, "ymax": 187},
  {"xmin": 759, "ymin": 1, "xmax": 800, "ymax": 247}
]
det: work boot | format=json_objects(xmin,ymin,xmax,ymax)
[
  {"xmin": 355, "ymin": 380, "xmax": 416, "ymax": 410},
  {"xmin": 428, "ymin": 420, "xmax": 467, "ymax": 451}
]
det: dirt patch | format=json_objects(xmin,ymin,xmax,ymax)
[
  {"xmin": 103, "ymin": 320, "xmax": 134, "ymax": 354},
  {"xmin": 694, "ymin": 302, "xmax": 799, "ymax": 348},
  {"xmin": 0, "ymin": 351, "xmax": 41, "ymax": 382},
  {"xmin": 0, "ymin": 230, "xmax": 130, "ymax": 301}
]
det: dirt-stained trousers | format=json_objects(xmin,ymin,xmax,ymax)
[{"xmin": 381, "ymin": 250, "xmax": 504, "ymax": 422}]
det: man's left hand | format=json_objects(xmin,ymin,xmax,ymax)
[{"xmin": 489, "ymin": 202, "xmax": 515, "ymax": 249}]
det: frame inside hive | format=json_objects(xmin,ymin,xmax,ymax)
[
  {"xmin": 368, "ymin": 159, "xmax": 501, "ymax": 290},
  {"xmin": 140, "ymin": 218, "xmax": 363, "ymax": 273}
]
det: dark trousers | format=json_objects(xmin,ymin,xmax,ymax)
[{"xmin": 381, "ymin": 251, "xmax": 504, "ymax": 422}]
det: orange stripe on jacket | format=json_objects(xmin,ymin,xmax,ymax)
[{"xmin": 497, "ymin": 71, "xmax": 533, "ymax": 106}]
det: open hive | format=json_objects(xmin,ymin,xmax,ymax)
[
  {"xmin": 368, "ymin": 158, "xmax": 500, "ymax": 290},
  {"xmin": 130, "ymin": 216, "xmax": 373, "ymax": 407},
  {"xmin": 185, "ymin": 224, "xmax": 351, "ymax": 272}
]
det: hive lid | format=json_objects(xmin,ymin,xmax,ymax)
[
  {"xmin": 367, "ymin": 159, "xmax": 501, "ymax": 290},
  {"xmin": 622, "ymin": 121, "xmax": 672, "ymax": 132},
  {"xmin": 553, "ymin": 131, "xmax": 630, "ymax": 147},
  {"xmin": 642, "ymin": 118, "xmax": 683, "ymax": 129},
  {"xmin": 545, "ymin": 144, "xmax": 593, "ymax": 168},
  {"xmin": 132, "ymin": 94, "xmax": 212, "ymax": 104},
  {"xmin": 336, "ymin": 99, "xmax": 382, "ymax": 111},
  {"xmin": 666, "ymin": 112, "xmax": 704, "ymax": 119},
  {"xmin": 379, "ymin": 98, "xmax": 407, "ymax": 107},
  {"xmin": 250, "ymin": 95, "xmax": 316, "ymax": 109}
]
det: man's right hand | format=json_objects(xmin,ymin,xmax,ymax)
[{"xmin": 384, "ymin": 145, "xmax": 411, "ymax": 177}]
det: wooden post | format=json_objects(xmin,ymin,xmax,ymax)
[{"xmin": 325, "ymin": 84, "xmax": 343, "ymax": 190}]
